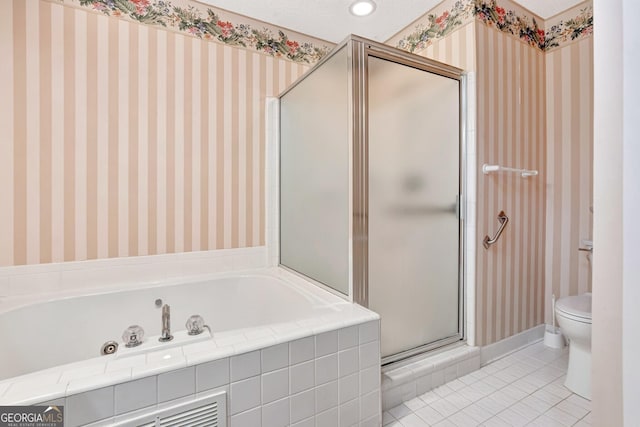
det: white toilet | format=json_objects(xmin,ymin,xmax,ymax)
[{"xmin": 555, "ymin": 292, "xmax": 592, "ymax": 400}]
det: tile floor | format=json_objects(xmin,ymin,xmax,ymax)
[{"xmin": 383, "ymin": 342, "xmax": 591, "ymax": 427}]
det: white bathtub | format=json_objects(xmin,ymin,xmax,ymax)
[{"xmin": 0, "ymin": 267, "xmax": 379, "ymax": 407}]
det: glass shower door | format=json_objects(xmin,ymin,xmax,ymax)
[{"xmin": 367, "ymin": 56, "xmax": 462, "ymax": 361}]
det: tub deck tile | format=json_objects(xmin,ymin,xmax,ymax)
[
  {"xmin": 232, "ymin": 335, "xmax": 277, "ymax": 354},
  {"xmin": 214, "ymin": 333, "xmax": 247, "ymax": 347},
  {"xmin": 59, "ymin": 363, "xmax": 107, "ymax": 384},
  {"xmin": 132, "ymin": 356, "xmax": 186, "ymax": 378},
  {"xmin": 0, "ymin": 381, "xmax": 67, "ymax": 406},
  {"xmin": 180, "ymin": 339, "xmax": 218, "ymax": 356},
  {"xmin": 106, "ymin": 354, "xmax": 146, "ymax": 372}
]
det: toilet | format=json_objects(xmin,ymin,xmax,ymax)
[{"xmin": 555, "ymin": 292, "xmax": 592, "ymax": 400}]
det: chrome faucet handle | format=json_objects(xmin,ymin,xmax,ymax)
[
  {"xmin": 185, "ymin": 315, "xmax": 206, "ymax": 335},
  {"xmin": 159, "ymin": 304, "xmax": 173, "ymax": 342},
  {"xmin": 122, "ymin": 325, "xmax": 145, "ymax": 348}
]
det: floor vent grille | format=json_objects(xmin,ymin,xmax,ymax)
[{"xmin": 113, "ymin": 390, "xmax": 226, "ymax": 427}]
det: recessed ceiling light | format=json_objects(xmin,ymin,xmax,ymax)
[{"xmin": 349, "ymin": 0, "xmax": 376, "ymax": 17}]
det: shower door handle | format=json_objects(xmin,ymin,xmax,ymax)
[{"xmin": 387, "ymin": 203, "xmax": 457, "ymax": 215}]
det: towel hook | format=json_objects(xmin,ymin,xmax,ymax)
[{"xmin": 483, "ymin": 211, "xmax": 509, "ymax": 249}]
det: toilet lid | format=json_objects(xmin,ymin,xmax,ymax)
[{"xmin": 556, "ymin": 293, "xmax": 592, "ymax": 319}]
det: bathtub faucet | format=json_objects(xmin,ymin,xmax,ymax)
[{"xmin": 159, "ymin": 304, "xmax": 174, "ymax": 342}]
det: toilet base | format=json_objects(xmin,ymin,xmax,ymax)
[{"xmin": 565, "ymin": 343, "xmax": 591, "ymax": 400}]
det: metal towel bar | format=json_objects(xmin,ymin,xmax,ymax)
[
  {"xmin": 483, "ymin": 211, "xmax": 509, "ymax": 249},
  {"xmin": 482, "ymin": 163, "xmax": 538, "ymax": 178}
]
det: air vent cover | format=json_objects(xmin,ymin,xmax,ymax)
[{"xmin": 113, "ymin": 390, "xmax": 226, "ymax": 427}]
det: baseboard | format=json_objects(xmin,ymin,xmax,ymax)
[{"xmin": 480, "ymin": 324, "xmax": 546, "ymax": 366}]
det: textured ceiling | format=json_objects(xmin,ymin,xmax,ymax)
[{"xmin": 199, "ymin": 0, "xmax": 585, "ymax": 43}]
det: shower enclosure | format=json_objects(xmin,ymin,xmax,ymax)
[{"xmin": 279, "ymin": 36, "xmax": 465, "ymax": 364}]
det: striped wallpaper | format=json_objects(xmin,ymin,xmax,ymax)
[
  {"xmin": 411, "ymin": 21, "xmax": 477, "ymax": 72},
  {"xmin": 475, "ymin": 23, "xmax": 547, "ymax": 346},
  {"xmin": 0, "ymin": 0, "xmax": 309, "ymax": 267},
  {"xmin": 544, "ymin": 35, "xmax": 593, "ymax": 324}
]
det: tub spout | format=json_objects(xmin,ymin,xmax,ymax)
[{"xmin": 159, "ymin": 304, "xmax": 173, "ymax": 342}]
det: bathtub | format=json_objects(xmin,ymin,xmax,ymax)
[
  {"xmin": 0, "ymin": 268, "xmax": 353, "ymax": 380},
  {"xmin": 0, "ymin": 268, "xmax": 381, "ymax": 427}
]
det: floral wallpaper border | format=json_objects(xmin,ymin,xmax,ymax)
[
  {"xmin": 395, "ymin": 0, "xmax": 475, "ymax": 53},
  {"xmin": 474, "ymin": 0, "xmax": 546, "ymax": 50},
  {"xmin": 394, "ymin": 0, "xmax": 593, "ymax": 54},
  {"xmin": 545, "ymin": 5, "xmax": 593, "ymax": 51},
  {"xmin": 68, "ymin": 0, "xmax": 332, "ymax": 64},
  {"xmin": 65, "ymin": 0, "xmax": 593, "ymax": 63}
]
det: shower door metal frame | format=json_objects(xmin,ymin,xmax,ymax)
[
  {"xmin": 277, "ymin": 35, "xmax": 467, "ymax": 364},
  {"xmin": 349, "ymin": 36, "xmax": 467, "ymax": 364}
]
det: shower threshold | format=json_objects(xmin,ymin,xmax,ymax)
[
  {"xmin": 381, "ymin": 343, "xmax": 480, "ymax": 410},
  {"xmin": 382, "ymin": 335, "xmax": 465, "ymax": 366}
]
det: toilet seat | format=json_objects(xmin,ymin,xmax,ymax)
[{"xmin": 556, "ymin": 293, "xmax": 592, "ymax": 324}]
